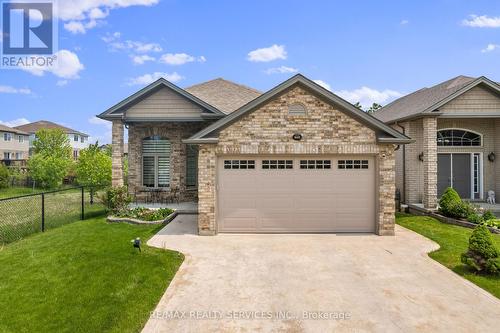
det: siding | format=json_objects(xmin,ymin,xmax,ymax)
[
  {"xmin": 0, "ymin": 132, "xmax": 29, "ymax": 159},
  {"xmin": 440, "ymin": 86, "xmax": 500, "ymax": 114},
  {"xmin": 126, "ymin": 87, "xmax": 204, "ymax": 120}
]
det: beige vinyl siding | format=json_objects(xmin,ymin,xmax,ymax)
[
  {"xmin": 440, "ymin": 86, "xmax": 500, "ymax": 114},
  {"xmin": 0, "ymin": 132, "xmax": 29, "ymax": 160},
  {"xmin": 125, "ymin": 87, "xmax": 204, "ymax": 119}
]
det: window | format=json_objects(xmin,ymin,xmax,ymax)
[
  {"xmin": 288, "ymin": 103, "xmax": 307, "ymax": 116},
  {"xmin": 338, "ymin": 160, "xmax": 369, "ymax": 169},
  {"xmin": 4, "ymin": 133, "xmax": 12, "ymax": 141},
  {"xmin": 437, "ymin": 129, "xmax": 481, "ymax": 147},
  {"xmin": 143, "ymin": 136, "xmax": 171, "ymax": 187},
  {"xmin": 18, "ymin": 135, "xmax": 24, "ymax": 143},
  {"xmin": 300, "ymin": 160, "xmax": 331, "ymax": 169},
  {"xmin": 3, "ymin": 152, "xmax": 10, "ymax": 160},
  {"xmin": 473, "ymin": 154, "xmax": 480, "ymax": 195},
  {"xmin": 15, "ymin": 152, "xmax": 23, "ymax": 159},
  {"xmin": 186, "ymin": 145, "xmax": 198, "ymax": 187},
  {"xmin": 73, "ymin": 150, "xmax": 79, "ymax": 160},
  {"xmin": 74, "ymin": 134, "xmax": 79, "ymax": 142},
  {"xmin": 81, "ymin": 136, "xmax": 85, "ymax": 143},
  {"xmin": 224, "ymin": 160, "xmax": 255, "ymax": 169},
  {"xmin": 262, "ymin": 160, "xmax": 293, "ymax": 169}
]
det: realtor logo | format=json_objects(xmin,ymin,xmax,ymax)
[{"xmin": 1, "ymin": 1, "xmax": 57, "ymax": 69}]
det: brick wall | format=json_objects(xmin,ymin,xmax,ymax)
[
  {"xmin": 423, "ymin": 117, "xmax": 437, "ymax": 208},
  {"xmin": 111, "ymin": 120, "xmax": 124, "ymax": 187},
  {"xmin": 198, "ymin": 85, "xmax": 397, "ymax": 235}
]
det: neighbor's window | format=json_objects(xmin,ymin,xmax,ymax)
[
  {"xmin": 437, "ymin": 129, "xmax": 481, "ymax": 147},
  {"xmin": 73, "ymin": 150, "xmax": 78, "ymax": 160},
  {"xmin": 74, "ymin": 134, "xmax": 79, "ymax": 142},
  {"xmin": 186, "ymin": 145, "xmax": 198, "ymax": 187},
  {"xmin": 143, "ymin": 136, "xmax": 171, "ymax": 187},
  {"xmin": 15, "ymin": 152, "xmax": 23, "ymax": 159},
  {"xmin": 338, "ymin": 160, "xmax": 369, "ymax": 169},
  {"xmin": 4, "ymin": 133, "xmax": 12, "ymax": 141},
  {"xmin": 81, "ymin": 136, "xmax": 85, "ymax": 143},
  {"xmin": 3, "ymin": 152, "xmax": 10, "ymax": 160},
  {"xmin": 288, "ymin": 103, "xmax": 307, "ymax": 116},
  {"xmin": 18, "ymin": 135, "xmax": 24, "ymax": 143},
  {"xmin": 300, "ymin": 160, "xmax": 331, "ymax": 169}
]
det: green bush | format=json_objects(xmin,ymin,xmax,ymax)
[
  {"xmin": 0, "ymin": 164, "xmax": 9, "ymax": 188},
  {"xmin": 483, "ymin": 219, "xmax": 500, "ymax": 229},
  {"xmin": 119, "ymin": 207, "xmax": 174, "ymax": 221},
  {"xmin": 467, "ymin": 212, "xmax": 483, "ymax": 224},
  {"xmin": 461, "ymin": 225, "xmax": 499, "ymax": 274},
  {"xmin": 439, "ymin": 187, "xmax": 466, "ymax": 218},
  {"xmin": 99, "ymin": 186, "xmax": 132, "ymax": 215},
  {"xmin": 482, "ymin": 210, "xmax": 496, "ymax": 221}
]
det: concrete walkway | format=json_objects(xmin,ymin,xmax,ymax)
[{"xmin": 144, "ymin": 215, "xmax": 500, "ymax": 333}]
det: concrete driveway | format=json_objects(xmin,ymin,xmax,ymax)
[{"xmin": 144, "ymin": 215, "xmax": 500, "ymax": 333}]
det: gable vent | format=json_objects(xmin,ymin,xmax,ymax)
[{"xmin": 288, "ymin": 103, "xmax": 307, "ymax": 116}]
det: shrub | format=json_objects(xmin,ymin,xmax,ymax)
[
  {"xmin": 99, "ymin": 186, "xmax": 132, "ymax": 215},
  {"xmin": 467, "ymin": 212, "xmax": 483, "ymax": 224},
  {"xmin": 461, "ymin": 225, "xmax": 499, "ymax": 274},
  {"xmin": 439, "ymin": 188, "xmax": 466, "ymax": 218},
  {"xmin": 484, "ymin": 219, "xmax": 500, "ymax": 229},
  {"xmin": 117, "ymin": 207, "xmax": 174, "ymax": 221},
  {"xmin": 482, "ymin": 210, "xmax": 496, "ymax": 222},
  {"xmin": 0, "ymin": 164, "xmax": 9, "ymax": 188}
]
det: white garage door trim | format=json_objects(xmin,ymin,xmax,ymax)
[{"xmin": 216, "ymin": 155, "xmax": 376, "ymax": 233}]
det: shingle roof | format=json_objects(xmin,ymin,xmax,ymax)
[
  {"xmin": 373, "ymin": 75, "xmax": 477, "ymax": 123},
  {"xmin": 185, "ymin": 78, "xmax": 262, "ymax": 114},
  {"xmin": 14, "ymin": 120, "xmax": 88, "ymax": 137},
  {"xmin": 0, "ymin": 124, "xmax": 29, "ymax": 135}
]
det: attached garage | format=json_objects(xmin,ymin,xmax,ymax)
[{"xmin": 218, "ymin": 155, "xmax": 376, "ymax": 233}]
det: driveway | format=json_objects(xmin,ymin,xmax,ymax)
[{"xmin": 144, "ymin": 215, "xmax": 500, "ymax": 333}]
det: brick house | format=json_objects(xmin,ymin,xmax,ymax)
[
  {"xmin": 98, "ymin": 74, "xmax": 411, "ymax": 235},
  {"xmin": 373, "ymin": 76, "xmax": 500, "ymax": 209}
]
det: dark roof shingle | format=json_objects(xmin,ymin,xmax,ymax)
[
  {"xmin": 14, "ymin": 120, "xmax": 88, "ymax": 136},
  {"xmin": 0, "ymin": 124, "xmax": 29, "ymax": 135}
]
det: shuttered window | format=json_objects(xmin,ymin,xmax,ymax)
[
  {"xmin": 186, "ymin": 145, "xmax": 198, "ymax": 187},
  {"xmin": 142, "ymin": 136, "xmax": 171, "ymax": 188}
]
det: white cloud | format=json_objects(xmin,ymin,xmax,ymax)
[
  {"xmin": 334, "ymin": 87, "xmax": 403, "ymax": 109},
  {"xmin": 132, "ymin": 54, "xmax": 155, "ymax": 65},
  {"xmin": 57, "ymin": 80, "xmax": 69, "ymax": 86},
  {"xmin": 481, "ymin": 43, "xmax": 500, "ymax": 53},
  {"xmin": 101, "ymin": 31, "xmax": 121, "ymax": 43},
  {"xmin": 89, "ymin": 116, "xmax": 112, "ymax": 128},
  {"xmin": 247, "ymin": 44, "xmax": 287, "ymax": 62},
  {"xmin": 126, "ymin": 72, "xmax": 183, "ymax": 86},
  {"xmin": 462, "ymin": 15, "xmax": 500, "ymax": 28},
  {"xmin": 21, "ymin": 50, "xmax": 84, "ymax": 79},
  {"xmin": 88, "ymin": 117, "xmax": 112, "ymax": 144},
  {"xmin": 265, "ymin": 66, "xmax": 298, "ymax": 74},
  {"xmin": 313, "ymin": 80, "xmax": 331, "ymax": 91},
  {"xmin": 0, "ymin": 118, "xmax": 30, "ymax": 127},
  {"xmin": 0, "ymin": 85, "xmax": 32, "ymax": 94},
  {"xmin": 104, "ymin": 35, "xmax": 162, "ymax": 53},
  {"xmin": 59, "ymin": 0, "xmax": 159, "ymax": 33},
  {"xmin": 400, "ymin": 19, "xmax": 409, "ymax": 25},
  {"xmin": 159, "ymin": 53, "xmax": 206, "ymax": 65}
]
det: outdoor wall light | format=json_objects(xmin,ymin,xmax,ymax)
[
  {"xmin": 131, "ymin": 237, "xmax": 141, "ymax": 252},
  {"xmin": 488, "ymin": 152, "xmax": 496, "ymax": 162},
  {"xmin": 292, "ymin": 133, "xmax": 303, "ymax": 141},
  {"xmin": 418, "ymin": 152, "xmax": 424, "ymax": 162}
]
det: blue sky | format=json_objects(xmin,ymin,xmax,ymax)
[{"xmin": 1, "ymin": 0, "xmax": 500, "ymax": 143}]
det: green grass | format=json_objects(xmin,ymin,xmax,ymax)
[
  {"xmin": 0, "ymin": 186, "xmax": 45, "ymax": 199},
  {"xmin": 0, "ymin": 217, "xmax": 183, "ymax": 333},
  {"xmin": 397, "ymin": 213, "xmax": 500, "ymax": 299}
]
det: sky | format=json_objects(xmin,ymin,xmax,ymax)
[{"xmin": 1, "ymin": 0, "xmax": 500, "ymax": 143}]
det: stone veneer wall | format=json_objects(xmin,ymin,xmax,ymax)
[
  {"xmin": 197, "ymin": 86, "xmax": 398, "ymax": 236},
  {"xmin": 112, "ymin": 120, "xmax": 124, "ymax": 187},
  {"xmin": 422, "ymin": 117, "xmax": 438, "ymax": 208},
  {"xmin": 128, "ymin": 122, "xmax": 207, "ymax": 202}
]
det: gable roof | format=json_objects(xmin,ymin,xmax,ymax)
[
  {"xmin": 185, "ymin": 74, "xmax": 412, "ymax": 144},
  {"xmin": 14, "ymin": 120, "xmax": 88, "ymax": 136},
  {"xmin": 0, "ymin": 124, "xmax": 28, "ymax": 135},
  {"xmin": 185, "ymin": 78, "xmax": 262, "ymax": 114},
  {"xmin": 97, "ymin": 78, "xmax": 226, "ymax": 120},
  {"xmin": 373, "ymin": 75, "xmax": 500, "ymax": 123}
]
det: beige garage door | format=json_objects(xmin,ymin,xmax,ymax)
[{"xmin": 217, "ymin": 155, "xmax": 376, "ymax": 233}]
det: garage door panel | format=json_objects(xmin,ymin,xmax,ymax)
[{"xmin": 218, "ymin": 156, "xmax": 375, "ymax": 233}]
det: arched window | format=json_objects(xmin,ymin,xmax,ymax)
[
  {"xmin": 437, "ymin": 129, "xmax": 481, "ymax": 147},
  {"xmin": 142, "ymin": 136, "xmax": 171, "ymax": 187},
  {"xmin": 288, "ymin": 103, "xmax": 307, "ymax": 116}
]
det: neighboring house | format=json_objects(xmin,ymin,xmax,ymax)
[
  {"xmin": 14, "ymin": 120, "xmax": 90, "ymax": 159},
  {"xmin": 0, "ymin": 124, "xmax": 30, "ymax": 165},
  {"xmin": 373, "ymin": 75, "xmax": 500, "ymax": 209},
  {"xmin": 98, "ymin": 75, "xmax": 411, "ymax": 236}
]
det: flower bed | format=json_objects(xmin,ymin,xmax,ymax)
[{"xmin": 107, "ymin": 207, "xmax": 176, "ymax": 225}]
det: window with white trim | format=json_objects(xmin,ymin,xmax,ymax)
[
  {"xmin": 4, "ymin": 133, "xmax": 12, "ymax": 141},
  {"xmin": 186, "ymin": 145, "xmax": 198, "ymax": 187},
  {"xmin": 338, "ymin": 160, "xmax": 369, "ymax": 169},
  {"xmin": 3, "ymin": 152, "xmax": 11, "ymax": 160},
  {"xmin": 437, "ymin": 129, "xmax": 481, "ymax": 147},
  {"xmin": 74, "ymin": 134, "xmax": 79, "ymax": 142},
  {"xmin": 300, "ymin": 160, "xmax": 331, "ymax": 169},
  {"xmin": 143, "ymin": 136, "xmax": 171, "ymax": 187},
  {"xmin": 15, "ymin": 152, "xmax": 23, "ymax": 159},
  {"xmin": 288, "ymin": 103, "xmax": 307, "ymax": 116},
  {"xmin": 18, "ymin": 135, "xmax": 24, "ymax": 143},
  {"xmin": 224, "ymin": 160, "xmax": 255, "ymax": 169},
  {"xmin": 262, "ymin": 160, "xmax": 293, "ymax": 169},
  {"xmin": 473, "ymin": 153, "xmax": 480, "ymax": 195}
]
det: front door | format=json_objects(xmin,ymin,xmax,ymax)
[{"xmin": 437, "ymin": 153, "xmax": 474, "ymax": 199}]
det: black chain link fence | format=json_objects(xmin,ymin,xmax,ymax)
[{"xmin": 0, "ymin": 187, "xmax": 106, "ymax": 245}]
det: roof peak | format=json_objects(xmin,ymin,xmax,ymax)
[{"xmin": 185, "ymin": 77, "xmax": 262, "ymax": 95}]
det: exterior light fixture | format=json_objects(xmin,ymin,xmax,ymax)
[
  {"xmin": 292, "ymin": 133, "xmax": 303, "ymax": 141},
  {"xmin": 418, "ymin": 152, "xmax": 424, "ymax": 162},
  {"xmin": 488, "ymin": 152, "xmax": 496, "ymax": 162},
  {"xmin": 131, "ymin": 237, "xmax": 141, "ymax": 252}
]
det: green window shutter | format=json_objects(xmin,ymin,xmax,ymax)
[{"xmin": 186, "ymin": 145, "xmax": 198, "ymax": 187}]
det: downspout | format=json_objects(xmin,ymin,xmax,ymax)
[{"xmin": 395, "ymin": 122, "xmax": 406, "ymax": 203}]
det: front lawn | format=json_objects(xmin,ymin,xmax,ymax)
[
  {"xmin": 397, "ymin": 213, "xmax": 500, "ymax": 299},
  {"xmin": 0, "ymin": 216, "xmax": 183, "ymax": 333}
]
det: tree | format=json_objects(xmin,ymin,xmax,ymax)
[
  {"xmin": 28, "ymin": 129, "xmax": 72, "ymax": 189},
  {"xmin": 367, "ymin": 103, "xmax": 382, "ymax": 113},
  {"xmin": 353, "ymin": 102, "xmax": 363, "ymax": 110},
  {"xmin": 76, "ymin": 142, "xmax": 112, "ymax": 188}
]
